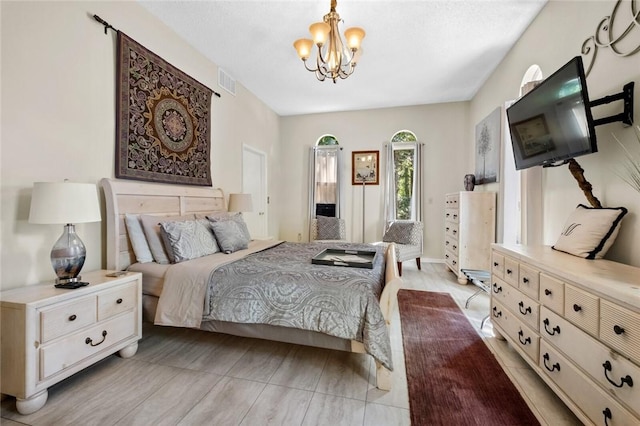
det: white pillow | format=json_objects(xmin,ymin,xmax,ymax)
[
  {"xmin": 552, "ymin": 204, "xmax": 628, "ymax": 259},
  {"xmin": 124, "ymin": 214, "xmax": 154, "ymax": 263},
  {"xmin": 139, "ymin": 214, "xmax": 194, "ymax": 264}
]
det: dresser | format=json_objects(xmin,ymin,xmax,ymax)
[
  {"xmin": 490, "ymin": 244, "xmax": 640, "ymax": 425},
  {"xmin": 1, "ymin": 270, "xmax": 142, "ymax": 414},
  {"xmin": 444, "ymin": 191, "xmax": 496, "ymax": 284}
]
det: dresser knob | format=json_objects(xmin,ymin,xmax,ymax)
[
  {"xmin": 544, "ymin": 289, "xmax": 552, "ymax": 296},
  {"xmin": 493, "ymin": 262, "xmax": 499, "ymax": 267},
  {"xmin": 522, "ymin": 277, "xmax": 529, "ymax": 284},
  {"xmin": 613, "ymin": 325, "xmax": 625, "ymax": 335},
  {"xmin": 116, "ymin": 298, "xmax": 123, "ymax": 304},
  {"xmin": 506, "ymin": 269, "xmax": 512, "ymax": 275},
  {"xmin": 573, "ymin": 304, "xmax": 582, "ymax": 312},
  {"xmin": 68, "ymin": 314, "xmax": 77, "ymax": 321}
]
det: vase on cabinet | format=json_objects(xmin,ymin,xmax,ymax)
[{"xmin": 464, "ymin": 174, "xmax": 476, "ymax": 191}]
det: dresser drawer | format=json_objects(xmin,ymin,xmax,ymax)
[
  {"xmin": 445, "ymin": 208, "xmax": 459, "ymax": 224},
  {"xmin": 518, "ymin": 264, "xmax": 540, "ymax": 300},
  {"xmin": 540, "ymin": 341, "xmax": 639, "ymax": 426},
  {"xmin": 445, "ymin": 193, "xmax": 459, "ymax": 207},
  {"xmin": 40, "ymin": 296, "xmax": 97, "ymax": 343},
  {"xmin": 539, "ymin": 274, "xmax": 564, "ymax": 315},
  {"xmin": 444, "ymin": 237, "xmax": 459, "ymax": 255},
  {"xmin": 445, "ymin": 222, "xmax": 458, "ymax": 239},
  {"xmin": 40, "ymin": 310, "xmax": 137, "ymax": 380},
  {"xmin": 98, "ymin": 281, "xmax": 138, "ymax": 321},
  {"xmin": 490, "ymin": 276, "xmax": 509, "ymax": 303},
  {"xmin": 445, "ymin": 250, "xmax": 459, "ymax": 272},
  {"xmin": 541, "ymin": 306, "xmax": 640, "ymax": 417},
  {"xmin": 600, "ymin": 300, "xmax": 640, "ymax": 366},
  {"xmin": 564, "ymin": 284, "xmax": 599, "ymax": 336},
  {"xmin": 491, "ymin": 252, "xmax": 505, "ymax": 280},
  {"xmin": 504, "ymin": 286, "xmax": 539, "ymax": 331},
  {"xmin": 503, "ymin": 256, "xmax": 519, "ymax": 288}
]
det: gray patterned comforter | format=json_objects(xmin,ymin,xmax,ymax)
[{"xmin": 202, "ymin": 241, "xmax": 393, "ymax": 370}]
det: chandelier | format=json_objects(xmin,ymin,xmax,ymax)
[{"xmin": 293, "ymin": 0, "xmax": 365, "ymax": 83}]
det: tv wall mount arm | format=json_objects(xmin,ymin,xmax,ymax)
[
  {"xmin": 590, "ymin": 81, "xmax": 634, "ymax": 127},
  {"xmin": 544, "ymin": 81, "xmax": 634, "ymax": 208}
]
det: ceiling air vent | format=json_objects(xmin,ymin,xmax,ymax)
[{"xmin": 218, "ymin": 68, "xmax": 236, "ymax": 96}]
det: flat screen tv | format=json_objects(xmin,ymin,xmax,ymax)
[{"xmin": 506, "ymin": 56, "xmax": 597, "ymax": 170}]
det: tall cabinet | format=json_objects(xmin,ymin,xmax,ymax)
[{"xmin": 444, "ymin": 191, "xmax": 496, "ymax": 284}]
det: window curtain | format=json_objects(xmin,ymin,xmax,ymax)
[
  {"xmin": 308, "ymin": 146, "xmax": 343, "ymax": 239},
  {"xmin": 383, "ymin": 142, "xmax": 423, "ymax": 233}
]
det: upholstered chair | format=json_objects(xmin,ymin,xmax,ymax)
[
  {"xmin": 377, "ymin": 221, "xmax": 423, "ymax": 276},
  {"xmin": 310, "ymin": 216, "xmax": 347, "ymax": 242}
]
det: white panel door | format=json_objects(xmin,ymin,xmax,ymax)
[{"xmin": 242, "ymin": 145, "xmax": 267, "ymax": 238}]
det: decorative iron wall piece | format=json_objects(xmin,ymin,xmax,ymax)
[{"xmin": 581, "ymin": 0, "xmax": 640, "ymax": 77}]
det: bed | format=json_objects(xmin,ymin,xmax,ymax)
[{"xmin": 100, "ymin": 178, "xmax": 402, "ymax": 389}]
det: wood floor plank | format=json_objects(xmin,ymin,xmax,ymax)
[
  {"xmin": 269, "ymin": 345, "xmax": 330, "ymax": 391},
  {"xmin": 240, "ymin": 384, "xmax": 313, "ymax": 426},
  {"xmin": 302, "ymin": 393, "xmax": 366, "ymax": 426}
]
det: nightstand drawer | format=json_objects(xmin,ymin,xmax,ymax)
[
  {"xmin": 40, "ymin": 296, "xmax": 97, "ymax": 343},
  {"xmin": 40, "ymin": 310, "xmax": 137, "ymax": 380},
  {"xmin": 98, "ymin": 281, "xmax": 137, "ymax": 321}
]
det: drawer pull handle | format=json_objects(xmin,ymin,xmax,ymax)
[
  {"xmin": 492, "ymin": 283, "xmax": 502, "ymax": 293},
  {"xmin": 492, "ymin": 306, "xmax": 502, "ymax": 318},
  {"xmin": 446, "ymin": 241, "xmax": 449, "ymax": 246},
  {"xmin": 613, "ymin": 325, "xmax": 625, "ymax": 335},
  {"xmin": 518, "ymin": 301, "xmax": 531, "ymax": 315},
  {"xmin": 603, "ymin": 408, "xmax": 612, "ymax": 426},
  {"xmin": 522, "ymin": 277, "xmax": 529, "ymax": 284},
  {"xmin": 68, "ymin": 314, "xmax": 77, "ymax": 321},
  {"xmin": 543, "ymin": 318, "xmax": 560, "ymax": 336},
  {"xmin": 493, "ymin": 262, "xmax": 499, "ymax": 267},
  {"xmin": 517, "ymin": 330, "xmax": 531, "ymax": 346},
  {"xmin": 542, "ymin": 353, "xmax": 560, "ymax": 372},
  {"xmin": 603, "ymin": 361, "xmax": 634, "ymax": 388},
  {"xmin": 544, "ymin": 289, "xmax": 552, "ymax": 296},
  {"xmin": 506, "ymin": 269, "xmax": 512, "ymax": 275},
  {"xmin": 85, "ymin": 330, "xmax": 108, "ymax": 347},
  {"xmin": 573, "ymin": 304, "xmax": 582, "ymax": 312},
  {"xmin": 116, "ymin": 298, "xmax": 123, "ymax": 304}
]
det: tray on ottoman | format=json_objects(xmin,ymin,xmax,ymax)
[{"xmin": 312, "ymin": 248, "xmax": 377, "ymax": 269}]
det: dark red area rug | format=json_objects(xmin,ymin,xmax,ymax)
[{"xmin": 398, "ymin": 290, "xmax": 539, "ymax": 426}]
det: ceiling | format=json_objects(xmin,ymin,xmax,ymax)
[{"xmin": 139, "ymin": 0, "xmax": 547, "ymax": 116}]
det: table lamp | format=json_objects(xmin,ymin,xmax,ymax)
[
  {"xmin": 28, "ymin": 181, "xmax": 101, "ymax": 285},
  {"xmin": 228, "ymin": 193, "xmax": 253, "ymax": 213}
]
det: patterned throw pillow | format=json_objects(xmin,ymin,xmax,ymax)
[
  {"xmin": 316, "ymin": 215, "xmax": 344, "ymax": 240},
  {"xmin": 159, "ymin": 219, "xmax": 219, "ymax": 263},
  {"xmin": 552, "ymin": 204, "xmax": 627, "ymax": 259},
  {"xmin": 207, "ymin": 212, "xmax": 251, "ymax": 241},
  {"xmin": 124, "ymin": 214, "xmax": 154, "ymax": 263},
  {"xmin": 209, "ymin": 220, "xmax": 250, "ymax": 253},
  {"xmin": 383, "ymin": 221, "xmax": 422, "ymax": 245},
  {"xmin": 139, "ymin": 214, "xmax": 195, "ymax": 264}
]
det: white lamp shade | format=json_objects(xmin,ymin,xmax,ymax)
[
  {"xmin": 29, "ymin": 182, "xmax": 101, "ymax": 224},
  {"xmin": 228, "ymin": 193, "xmax": 253, "ymax": 213}
]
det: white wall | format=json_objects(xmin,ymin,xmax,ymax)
[
  {"xmin": 470, "ymin": 0, "xmax": 640, "ymax": 267},
  {"xmin": 0, "ymin": 1, "xmax": 280, "ymax": 290},
  {"xmin": 280, "ymin": 102, "xmax": 470, "ymax": 259}
]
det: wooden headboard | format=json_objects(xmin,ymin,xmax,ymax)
[{"xmin": 100, "ymin": 178, "xmax": 226, "ymax": 271}]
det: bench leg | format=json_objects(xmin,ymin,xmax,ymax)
[
  {"xmin": 416, "ymin": 257, "xmax": 421, "ymax": 270},
  {"xmin": 397, "ymin": 261, "xmax": 402, "ymax": 276}
]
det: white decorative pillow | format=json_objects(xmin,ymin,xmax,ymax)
[
  {"xmin": 552, "ymin": 204, "xmax": 627, "ymax": 259},
  {"xmin": 316, "ymin": 215, "xmax": 344, "ymax": 240},
  {"xmin": 140, "ymin": 214, "xmax": 194, "ymax": 264},
  {"xmin": 159, "ymin": 219, "xmax": 219, "ymax": 263},
  {"xmin": 209, "ymin": 220, "xmax": 249, "ymax": 253},
  {"xmin": 124, "ymin": 214, "xmax": 154, "ymax": 263}
]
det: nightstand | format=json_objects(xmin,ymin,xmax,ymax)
[{"xmin": 1, "ymin": 270, "xmax": 142, "ymax": 414}]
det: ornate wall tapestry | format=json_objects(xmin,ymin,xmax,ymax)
[{"xmin": 116, "ymin": 32, "xmax": 213, "ymax": 186}]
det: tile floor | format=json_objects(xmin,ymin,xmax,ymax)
[{"xmin": 1, "ymin": 262, "xmax": 581, "ymax": 425}]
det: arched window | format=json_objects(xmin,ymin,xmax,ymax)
[
  {"xmin": 309, "ymin": 135, "xmax": 343, "ymax": 230},
  {"xmin": 384, "ymin": 130, "xmax": 422, "ymax": 224}
]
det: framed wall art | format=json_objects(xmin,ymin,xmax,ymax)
[
  {"xmin": 475, "ymin": 107, "xmax": 501, "ymax": 185},
  {"xmin": 352, "ymin": 151, "xmax": 379, "ymax": 185}
]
